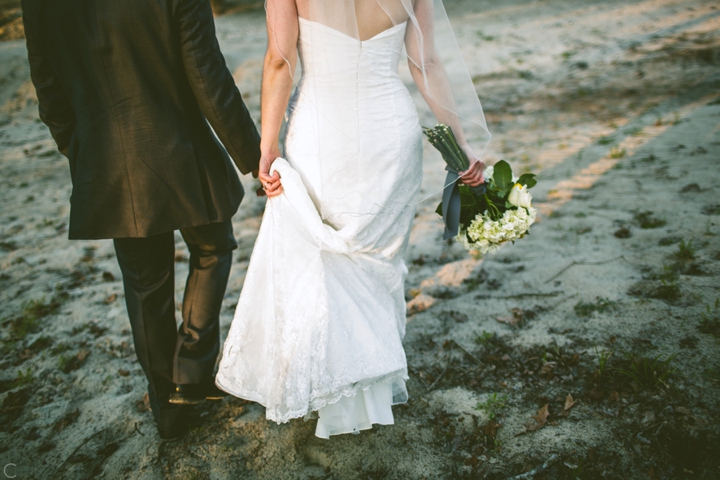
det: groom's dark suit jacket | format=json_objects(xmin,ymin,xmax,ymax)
[{"xmin": 22, "ymin": 0, "xmax": 260, "ymax": 239}]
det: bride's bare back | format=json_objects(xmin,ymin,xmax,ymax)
[{"xmin": 295, "ymin": 0, "xmax": 412, "ymax": 41}]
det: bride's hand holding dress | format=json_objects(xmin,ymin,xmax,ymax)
[{"xmin": 257, "ymin": 151, "xmax": 283, "ymax": 197}]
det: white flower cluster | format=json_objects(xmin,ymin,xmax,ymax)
[{"xmin": 457, "ymin": 206, "xmax": 537, "ymax": 254}]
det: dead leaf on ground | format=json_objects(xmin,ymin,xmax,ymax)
[
  {"xmin": 136, "ymin": 392, "xmax": 151, "ymax": 413},
  {"xmin": 482, "ymin": 420, "xmax": 502, "ymax": 440},
  {"xmin": 102, "ymin": 271, "xmax": 115, "ymax": 282},
  {"xmin": 118, "ymin": 369, "xmax": 130, "ymax": 377},
  {"xmin": 449, "ymin": 311, "xmax": 469, "ymax": 323},
  {"xmin": 589, "ymin": 387, "xmax": 605, "ymax": 400},
  {"xmin": 104, "ymin": 294, "xmax": 117, "ymax": 304},
  {"xmin": 539, "ymin": 361, "xmax": 557, "ymax": 378},
  {"xmin": 566, "ymin": 353, "xmax": 581, "ymax": 366},
  {"xmin": 77, "ymin": 349, "xmax": 90, "ymax": 361},
  {"xmin": 52, "ymin": 409, "xmax": 80, "ymax": 432},
  {"xmin": 526, "ymin": 404, "xmax": 550, "ymax": 432},
  {"xmin": 558, "ymin": 394, "xmax": 576, "ymax": 417},
  {"xmin": 496, "ymin": 307, "xmax": 525, "ymax": 327},
  {"xmin": 18, "ymin": 349, "xmax": 33, "ymax": 361}
]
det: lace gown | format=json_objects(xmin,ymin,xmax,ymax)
[{"xmin": 216, "ymin": 18, "xmax": 422, "ymax": 438}]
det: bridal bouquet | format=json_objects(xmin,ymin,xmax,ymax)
[{"xmin": 423, "ymin": 124, "xmax": 538, "ymax": 254}]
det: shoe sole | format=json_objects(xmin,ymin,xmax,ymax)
[
  {"xmin": 168, "ymin": 396, "xmax": 203, "ymax": 406},
  {"xmin": 169, "ymin": 395, "xmax": 226, "ymax": 404}
]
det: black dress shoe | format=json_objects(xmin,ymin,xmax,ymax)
[
  {"xmin": 169, "ymin": 382, "xmax": 228, "ymax": 405},
  {"xmin": 148, "ymin": 391, "xmax": 191, "ymax": 440}
]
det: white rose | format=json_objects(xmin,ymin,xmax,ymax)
[
  {"xmin": 483, "ymin": 165, "xmax": 494, "ymax": 180},
  {"xmin": 508, "ymin": 183, "xmax": 532, "ymax": 209}
]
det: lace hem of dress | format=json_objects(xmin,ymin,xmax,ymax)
[{"xmin": 216, "ymin": 368, "xmax": 409, "ymax": 424}]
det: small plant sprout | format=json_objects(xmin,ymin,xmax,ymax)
[
  {"xmin": 673, "ymin": 239, "xmax": 696, "ymax": 261},
  {"xmin": 634, "ymin": 211, "xmax": 666, "ymax": 229},
  {"xmin": 11, "ymin": 368, "xmax": 34, "ymax": 389},
  {"xmin": 11, "ymin": 297, "xmax": 63, "ymax": 340},
  {"xmin": 617, "ymin": 354, "xmax": 676, "ymax": 390},
  {"xmin": 475, "ymin": 330, "xmax": 494, "ymax": 345},
  {"xmin": 594, "ymin": 345, "xmax": 613, "ymax": 378},
  {"xmin": 609, "ymin": 146, "xmax": 626, "ymax": 159},
  {"xmin": 698, "ymin": 298, "xmax": 720, "ymax": 338},
  {"xmin": 627, "ymin": 126, "xmax": 644, "ymax": 136},
  {"xmin": 574, "ymin": 297, "xmax": 616, "ymax": 317},
  {"xmin": 476, "ymin": 392, "xmax": 508, "ymax": 420}
]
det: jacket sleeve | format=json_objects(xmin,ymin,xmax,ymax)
[
  {"xmin": 176, "ymin": 0, "xmax": 261, "ymax": 174},
  {"xmin": 22, "ymin": 0, "xmax": 75, "ymax": 156}
]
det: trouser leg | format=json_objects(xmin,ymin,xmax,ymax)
[
  {"xmin": 113, "ymin": 232, "xmax": 177, "ymax": 402},
  {"xmin": 174, "ymin": 220, "xmax": 237, "ymax": 384}
]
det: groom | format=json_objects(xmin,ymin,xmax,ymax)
[{"xmin": 22, "ymin": 0, "xmax": 263, "ymax": 438}]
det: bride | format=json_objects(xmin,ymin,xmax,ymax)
[{"xmin": 216, "ymin": 0, "xmax": 490, "ymax": 438}]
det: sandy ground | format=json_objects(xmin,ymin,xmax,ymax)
[{"xmin": 1, "ymin": 0, "xmax": 720, "ymax": 478}]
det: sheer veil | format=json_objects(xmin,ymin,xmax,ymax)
[{"xmin": 265, "ymin": 0, "xmax": 491, "ymax": 219}]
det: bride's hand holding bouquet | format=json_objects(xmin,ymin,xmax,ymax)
[
  {"xmin": 458, "ymin": 145, "xmax": 485, "ymax": 187},
  {"xmin": 424, "ymin": 124, "xmax": 538, "ymax": 255}
]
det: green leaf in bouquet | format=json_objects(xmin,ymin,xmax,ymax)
[
  {"xmin": 492, "ymin": 160, "xmax": 513, "ymax": 192},
  {"xmin": 492, "ymin": 183, "xmax": 512, "ymax": 201},
  {"xmin": 461, "ymin": 206, "xmax": 480, "ymax": 224},
  {"xmin": 517, "ymin": 173, "xmax": 537, "ymax": 188},
  {"xmin": 460, "ymin": 197, "xmax": 477, "ymax": 210},
  {"xmin": 497, "ymin": 186, "xmax": 511, "ymax": 199},
  {"xmin": 459, "ymin": 185, "xmax": 478, "ymax": 206}
]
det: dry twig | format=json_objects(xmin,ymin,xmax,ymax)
[
  {"xmin": 544, "ymin": 256, "xmax": 623, "ymax": 284},
  {"xmin": 506, "ymin": 454, "xmax": 560, "ymax": 479},
  {"xmin": 450, "ymin": 339, "xmax": 483, "ymax": 365},
  {"xmin": 475, "ymin": 291, "xmax": 563, "ymax": 300}
]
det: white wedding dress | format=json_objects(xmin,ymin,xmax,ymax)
[{"xmin": 215, "ymin": 17, "xmax": 423, "ymax": 438}]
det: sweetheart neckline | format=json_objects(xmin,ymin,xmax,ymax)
[{"xmin": 298, "ymin": 17, "xmax": 407, "ymax": 43}]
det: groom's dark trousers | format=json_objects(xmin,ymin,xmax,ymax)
[
  {"xmin": 113, "ymin": 221, "xmax": 237, "ymax": 403},
  {"xmin": 22, "ymin": 0, "xmax": 261, "ymax": 429}
]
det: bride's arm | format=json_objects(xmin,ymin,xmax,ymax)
[
  {"xmin": 405, "ymin": 0, "xmax": 485, "ymax": 186},
  {"xmin": 259, "ymin": 0, "xmax": 299, "ymax": 197}
]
